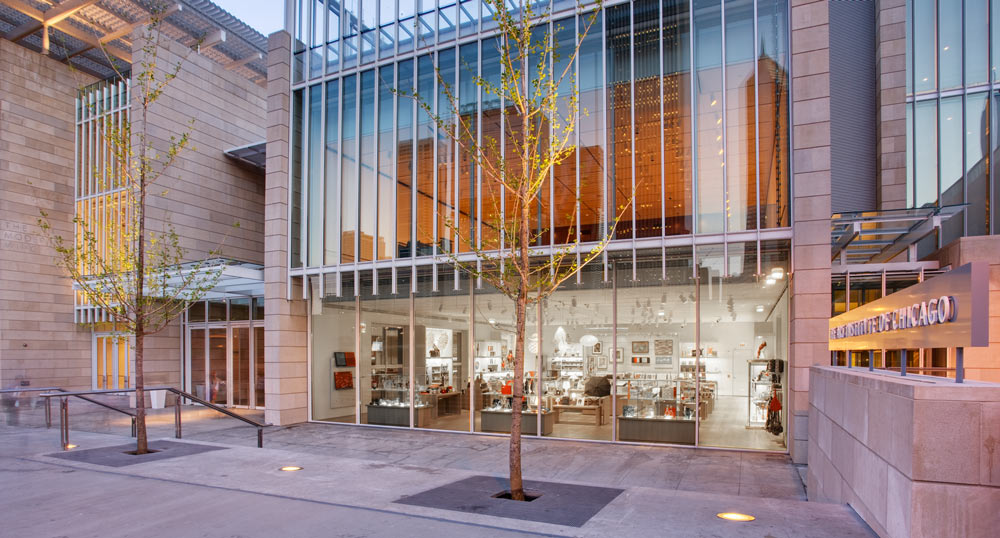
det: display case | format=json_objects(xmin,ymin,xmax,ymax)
[{"xmin": 480, "ymin": 408, "xmax": 555, "ymax": 435}]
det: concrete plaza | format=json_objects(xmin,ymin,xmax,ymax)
[{"xmin": 0, "ymin": 418, "xmax": 874, "ymax": 538}]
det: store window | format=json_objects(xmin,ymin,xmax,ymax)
[
  {"xmin": 472, "ymin": 277, "xmax": 523, "ymax": 434},
  {"xmin": 414, "ymin": 269, "xmax": 472, "ymax": 431},
  {"xmin": 311, "ymin": 273, "xmax": 358, "ymax": 423},
  {"xmin": 360, "ymin": 273, "xmax": 412, "ymax": 426},
  {"xmin": 696, "ymin": 241, "xmax": 788, "ymax": 451}
]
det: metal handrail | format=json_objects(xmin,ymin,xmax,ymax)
[{"xmin": 38, "ymin": 386, "xmax": 268, "ymax": 450}]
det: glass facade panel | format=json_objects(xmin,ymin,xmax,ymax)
[
  {"xmin": 939, "ymin": 97, "xmax": 963, "ymax": 244},
  {"xmin": 966, "ymin": 0, "xmax": 988, "ymax": 87},
  {"xmin": 472, "ymin": 280, "xmax": 519, "ymax": 434},
  {"xmin": 664, "ymin": 0, "xmax": 693, "ymax": 235},
  {"xmin": 578, "ymin": 13, "xmax": 605, "ymax": 242},
  {"xmin": 378, "ymin": 66, "xmax": 395, "ymax": 260},
  {"xmin": 757, "ymin": 0, "xmax": 789, "ymax": 229},
  {"xmin": 360, "ymin": 70, "xmax": 377, "ymax": 262},
  {"xmin": 416, "ymin": 55, "xmax": 435, "ymax": 256},
  {"xmin": 724, "ymin": 0, "xmax": 756, "ymax": 232},
  {"xmin": 552, "ymin": 19, "xmax": 577, "ymax": 245},
  {"xmin": 325, "ymin": 80, "xmax": 340, "ymax": 264},
  {"xmin": 459, "ymin": 0, "xmax": 478, "ymax": 36},
  {"xmin": 481, "ymin": 37, "xmax": 504, "ymax": 250},
  {"xmin": 341, "ymin": 75, "xmax": 358, "ymax": 262},
  {"xmin": 607, "ymin": 4, "xmax": 633, "ymax": 239},
  {"xmin": 913, "ymin": 0, "xmax": 935, "ymax": 93},
  {"xmin": 397, "ymin": 60, "xmax": 415, "ymax": 257},
  {"xmin": 291, "ymin": 89, "xmax": 303, "ymax": 267},
  {"xmin": 634, "ymin": 0, "xmax": 662, "ymax": 238},
  {"xmin": 694, "ymin": 0, "xmax": 724, "ymax": 234},
  {"xmin": 938, "ymin": 0, "xmax": 962, "ymax": 90},
  {"xmin": 308, "ymin": 84, "xmax": 323, "ymax": 266},
  {"xmin": 458, "ymin": 43, "xmax": 478, "ymax": 251},
  {"xmin": 965, "ymin": 92, "xmax": 990, "ymax": 235},
  {"xmin": 437, "ymin": 48, "xmax": 457, "ymax": 254},
  {"xmin": 914, "ymin": 100, "xmax": 938, "ymax": 207}
]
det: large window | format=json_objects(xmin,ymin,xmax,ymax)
[
  {"xmin": 308, "ymin": 239, "xmax": 791, "ymax": 451},
  {"xmin": 291, "ymin": 1, "xmax": 794, "ymax": 266}
]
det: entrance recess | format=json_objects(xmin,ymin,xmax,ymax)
[
  {"xmin": 187, "ymin": 325, "xmax": 262, "ymax": 408},
  {"xmin": 94, "ymin": 333, "xmax": 131, "ymax": 390}
]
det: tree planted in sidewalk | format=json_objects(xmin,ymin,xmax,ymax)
[
  {"xmin": 39, "ymin": 7, "xmax": 229, "ymax": 454},
  {"xmin": 404, "ymin": 0, "xmax": 624, "ymax": 500}
]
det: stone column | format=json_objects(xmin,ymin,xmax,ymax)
[
  {"xmin": 264, "ymin": 31, "xmax": 308, "ymax": 425},
  {"xmin": 789, "ymin": 0, "xmax": 833, "ymax": 464},
  {"xmin": 876, "ymin": 0, "xmax": 908, "ymax": 210}
]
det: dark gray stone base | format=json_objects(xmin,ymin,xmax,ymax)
[
  {"xmin": 46, "ymin": 440, "xmax": 226, "ymax": 467},
  {"xmin": 394, "ymin": 475, "xmax": 623, "ymax": 527}
]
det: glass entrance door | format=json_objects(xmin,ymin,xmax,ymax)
[
  {"xmin": 186, "ymin": 325, "xmax": 263, "ymax": 408},
  {"xmin": 232, "ymin": 325, "xmax": 251, "ymax": 406}
]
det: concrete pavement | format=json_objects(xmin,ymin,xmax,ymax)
[{"xmin": 1, "ymin": 425, "xmax": 874, "ymax": 537}]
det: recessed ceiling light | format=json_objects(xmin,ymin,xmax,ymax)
[
  {"xmin": 755, "ymin": 305, "xmax": 764, "ymax": 313},
  {"xmin": 765, "ymin": 278, "xmax": 776, "ymax": 286},
  {"xmin": 717, "ymin": 512, "xmax": 755, "ymax": 522},
  {"xmin": 280, "ymin": 466, "xmax": 303, "ymax": 472},
  {"xmin": 658, "ymin": 311, "xmax": 665, "ymax": 316}
]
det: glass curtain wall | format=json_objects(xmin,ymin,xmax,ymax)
[
  {"xmin": 290, "ymin": 1, "xmax": 792, "ymax": 271},
  {"xmin": 906, "ymin": 0, "xmax": 998, "ymax": 237},
  {"xmin": 308, "ymin": 240, "xmax": 790, "ymax": 451}
]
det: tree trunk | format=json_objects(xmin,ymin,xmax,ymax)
[
  {"xmin": 134, "ymin": 321, "xmax": 147, "ymax": 454},
  {"xmin": 134, "ymin": 101, "xmax": 148, "ymax": 455},
  {"xmin": 509, "ymin": 283, "xmax": 527, "ymax": 501}
]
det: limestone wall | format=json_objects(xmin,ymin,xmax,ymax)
[
  {"xmin": 0, "ymin": 38, "xmax": 96, "ymax": 390},
  {"xmin": 808, "ymin": 366, "xmax": 1000, "ymax": 538}
]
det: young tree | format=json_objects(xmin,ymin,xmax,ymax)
[
  {"xmin": 408, "ymin": 0, "xmax": 622, "ymax": 500},
  {"xmin": 39, "ymin": 10, "xmax": 227, "ymax": 454}
]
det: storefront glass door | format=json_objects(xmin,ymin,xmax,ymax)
[{"xmin": 187, "ymin": 325, "xmax": 262, "ymax": 408}]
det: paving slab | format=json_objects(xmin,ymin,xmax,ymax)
[{"xmin": 1, "ymin": 426, "xmax": 875, "ymax": 537}]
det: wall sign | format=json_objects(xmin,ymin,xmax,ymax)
[{"xmin": 828, "ymin": 262, "xmax": 988, "ymax": 351}]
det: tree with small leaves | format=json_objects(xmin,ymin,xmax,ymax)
[
  {"xmin": 39, "ymin": 7, "xmax": 233, "ymax": 454},
  {"xmin": 404, "ymin": 0, "xmax": 626, "ymax": 500}
]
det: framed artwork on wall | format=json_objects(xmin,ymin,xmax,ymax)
[
  {"xmin": 345, "ymin": 352, "xmax": 356, "ymax": 367},
  {"xmin": 654, "ymin": 339, "xmax": 674, "ymax": 356},
  {"xmin": 616, "ymin": 348, "xmax": 624, "ymax": 363},
  {"xmin": 632, "ymin": 341, "xmax": 649, "ymax": 354},
  {"xmin": 334, "ymin": 351, "xmax": 347, "ymax": 367},
  {"xmin": 655, "ymin": 356, "xmax": 673, "ymax": 366},
  {"xmin": 593, "ymin": 342, "xmax": 602, "ymax": 354},
  {"xmin": 598, "ymin": 356, "xmax": 608, "ymax": 370},
  {"xmin": 333, "ymin": 371, "xmax": 353, "ymax": 390}
]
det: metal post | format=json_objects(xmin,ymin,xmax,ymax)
[
  {"xmin": 900, "ymin": 349, "xmax": 907, "ymax": 376},
  {"xmin": 956, "ymin": 347, "xmax": 964, "ymax": 384},
  {"xmin": 868, "ymin": 349, "xmax": 874, "ymax": 372},
  {"xmin": 257, "ymin": 427, "xmax": 263, "ymax": 448},
  {"xmin": 59, "ymin": 398, "xmax": 69, "ymax": 450},
  {"xmin": 175, "ymin": 398, "xmax": 182, "ymax": 439},
  {"xmin": 45, "ymin": 397, "xmax": 51, "ymax": 428},
  {"xmin": 131, "ymin": 417, "xmax": 136, "ymax": 438}
]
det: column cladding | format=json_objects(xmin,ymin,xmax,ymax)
[
  {"xmin": 789, "ymin": 0, "xmax": 833, "ymax": 464},
  {"xmin": 264, "ymin": 30, "xmax": 309, "ymax": 425}
]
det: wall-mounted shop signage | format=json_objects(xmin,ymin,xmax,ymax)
[{"xmin": 828, "ymin": 262, "xmax": 988, "ymax": 351}]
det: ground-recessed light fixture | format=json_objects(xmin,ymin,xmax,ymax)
[
  {"xmin": 65, "ymin": 444, "xmax": 78, "ymax": 449},
  {"xmin": 280, "ymin": 466, "xmax": 303, "ymax": 472},
  {"xmin": 717, "ymin": 512, "xmax": 755, "ymax": 522}
]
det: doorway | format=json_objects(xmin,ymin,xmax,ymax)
[{"xmin": 187, "ymin": 324, "xmax": 263, "ymax": 408}]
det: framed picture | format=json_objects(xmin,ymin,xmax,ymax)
[
  {"xmin": 642, "ymin": 357, "xmax": 650, "ymax": 364},
  {"xmin": 592, "ymin": 342, "xmax": 602, "ymax": 354},
  {"xmin": 632, "ymin": 356, "xmax": 639, "ymax": 364},
  {"xmin": 345, "ymin": 352, "xmax": 356, "ymax": 367},
  {"xmin": 631, "ymin": 341, "xmax": 649, "ymax": 354},
  {"xmin": 616, "ymin": 348, "xmax": 624, "ymax": 363},
  {"xmin": 334, "ymin": 351, "xmax": 347, "ymax": 367},
  {"xmin": 655, "ymin": 356, "xmax": 673, "ymax": 366},
  {"xmin": 654, "ymin": 339, "xmax": 674, "ymax": 356},
  {"xmin": 333, "ymin": 371, "xmax": 353, "ymax": 390},
  {"xmin": 598, "ymin": 356, "xmax": 608, "ymax": 370}
]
